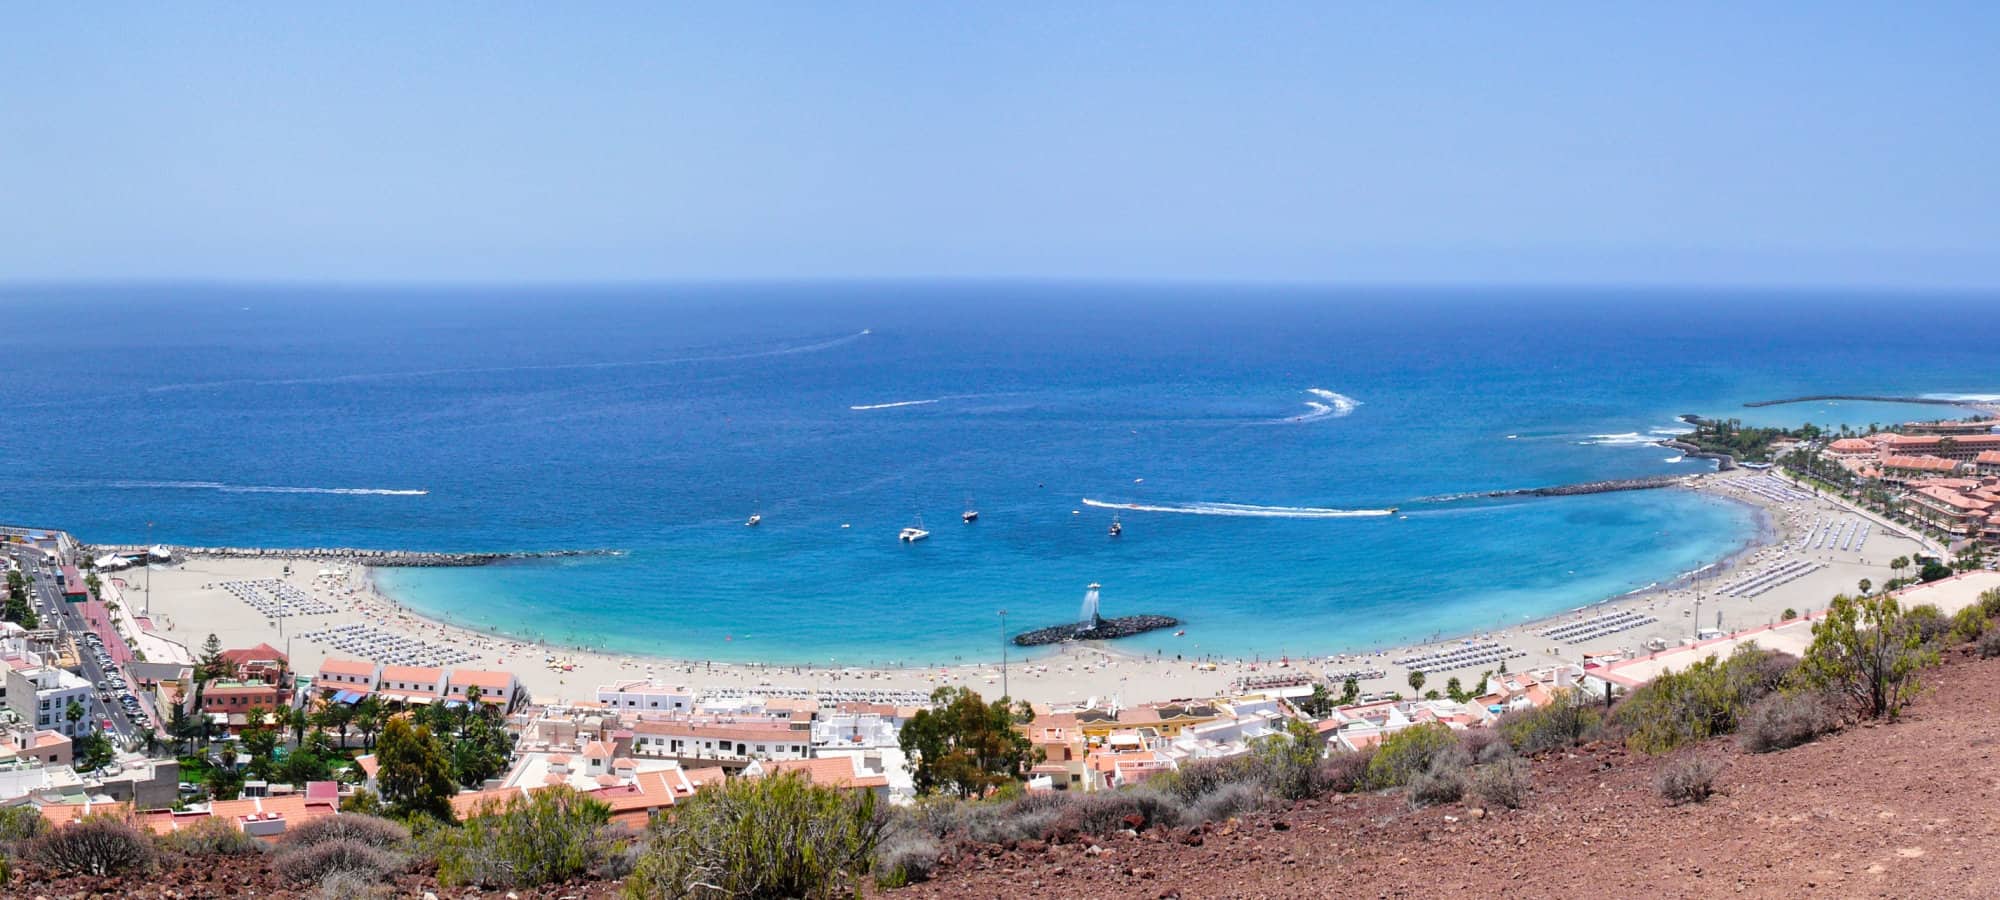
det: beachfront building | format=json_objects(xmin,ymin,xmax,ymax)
[
  {"xmin": 375, "ymin": 665, "xmax": 446, "ymax": 704},
  {"xmin": 1903, "ymin": 419, "xmax": 2000, "ymax": 437},
  {"xmin": 4, "ymin": 664, "xmax": 93, "ymax": 737},
  {"xmin": 1977, "ymin": 451, "xmax": 2000, "ymax": 477},
  {"xmin": 1878, "ymin": 455, "xmax": 1968, "ymax": 485},
  {"xmin": 442, "ymin": 669, "xmax": 524, "ymax": 713},
  {"xmin": 190, "ymin": 680, "xmax": 285, "ymax": 716},
  {"xmin": 218, "ymin": 643, "xmax": 288, "ymax": 683},
  {"xmin": 1826, "ymin": 437, "xmax": 1879, "ymax": 460},
  {"xmin": 596, "ymin": 680, "xmax": 696, "ymax": 714},
  {"xmin": 1879, "ymin": 433, "xmax": 2000, "ymax": 462},
  {"xmin": 628, "ymin": 717, "xmax": 813, "ymax": 761},
  {"xmin": 1904, "ymin": 483, "xmax": 1997, "ymax": 539},
  {"xmin": 313, "ymin": 658, "xmax": 378, "ymax": 695}
]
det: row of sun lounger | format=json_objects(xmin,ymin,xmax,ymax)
[
  {"xmin": 300, "ymin": 622, "xmax": 478, "ymax": 667},
  {"xmin": 701, "ymin": 685, "xmax": 934, "ymax": 705},
  {"xmin": 220, "ymin": 579, "xmax": 338, "ymax": 618},
  {"xmin": 1718, "ymin": 559, "xmax": 1822, "ymax": 598},
  {"xmin": 1738, "ymin": 476, "xmax": 1813, "ymax": 504},
  {"xmin": 1539, "ymin": 609, "xmax": 1658, "ymax": 643},
  {"xmin": 1394, "ymin": 642, "xmax": 1526, "ymax": 674}
]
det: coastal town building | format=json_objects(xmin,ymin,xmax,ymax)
[
  {"xmin": 217, "ymin": 643, "xmax": 288, "ymax": 683},
  {"xmin": 628, "ymin": 717, "xmax": 812, "ymax": 761},
  {"xmin": 4, "ymin": 663, "xmax": 93, "ymax": 737},
  {"xmin": 596, "ymin": 680, "xmax": 696, "ymax": 713},
  {"xmin": 313, "ymin": 658, "xmax": 377, "ymax": 694}
]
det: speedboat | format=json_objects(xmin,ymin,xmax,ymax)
[
  {"xmin": 745, "ymin": 514, "xmax": 761, "ymax": 527},
  {"xmin": 961, "ymin": 510, "xmax": 978, "ymax": 523},
  {"xmin": 1108, "ymin": 517, "xmax": 1123, "ymax": 537}
]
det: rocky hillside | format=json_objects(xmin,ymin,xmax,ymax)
[{"xmin": 896, "ymin": 647, "xmax": 2000, "ymax": 899}]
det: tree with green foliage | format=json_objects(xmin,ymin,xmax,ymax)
[
  {"xmin": 898, "ymin": 687, "xmax": 1042, "ymax": 798},
  {"xmin": 1798, "ymin": 593, "xmax": 1937, "ymax": 720},
  {"xmin": 196, "ymin": 633, "xmax": 229, "ymax": 683},
  {"xmin": 353, "ymin": 695, "xmax": 386, "ymax": 750},
  {"xmin": 1339, "ymin": 676, "xmax": 1360, "ymax": 705},
  {"xmin": 1444, "ymin": 676, "xmax": 1466, "ymax": 702},
  {"xmin": 204, "ymin": 763, "xmax": 245, "ymax": 801},
  {"xmin": 1406, "ymin": 669, "xmax": 1425, "ymax": 696},
  {"xmin": 375, "ymin": 717, "xmax": 457, "ymax": 822},
  {"xmin": 1297, "ymin": 683, "xmax": 1335, "ymax": 718},
  {"xmin": 433, "ymin": 785, "xmax": 614, "ymax": 887},
  {"xmin": 65, "ymin": 701, "xmax": 84, "ymax": 733},
  {"xmin": 3, "ymin": 569, "xmax": 37, "ymax": 629},
  {"xmin": 1858, "ymin": 578, "xmax": 1873, "ymax": 596},
  {"xmin": 74, "ymin": 732, "xmax": 115, "ymax": 772}
]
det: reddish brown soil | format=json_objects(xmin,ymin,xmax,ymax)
[{"xmin": 897, "ymin": 647, "xmax": 2000, "ymax": 899}]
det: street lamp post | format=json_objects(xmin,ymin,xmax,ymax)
[{"xmin": 999, "ymin": 609, "xmax": 1009, "ymax": 701}]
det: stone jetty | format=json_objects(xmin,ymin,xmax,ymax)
[
  {"xmin": 1013, "ymin": 614, "xmax": 1181, "ymax": 647},
  {"xmin": 1742, "ymin": 394, "xmax": 1969, "ymax": 409},
  {"xmin": 84, "ymin": 544, "xmax": 620, "ymax": 568}
]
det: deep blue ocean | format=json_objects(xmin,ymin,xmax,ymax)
[{"xmin": 3, "ymin": 283, "xmax": 1995, "ymax": 665}]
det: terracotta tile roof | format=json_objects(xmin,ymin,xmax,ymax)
[{"xmin": 760, "ymin": 756, "xmax": 890, "ymax": 791}]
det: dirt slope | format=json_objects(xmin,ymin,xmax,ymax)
[{"xmin": 899, "ymin": 648, "xmax": 2000, "ymax": 899}]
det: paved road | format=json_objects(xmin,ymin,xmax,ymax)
[{"xmin": 2, "ymin": 545, "xmax": 152, "ymax": 746}]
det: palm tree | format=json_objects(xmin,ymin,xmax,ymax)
[
  {"xmin": 1407, "ymin": 669, "xmax": 1426, "ymax": 696},
  {"xmin": 353, "ymin": 696, "xmax": 385, "ymax": 750},
  {"xmin": 1858, "ymin": 578, "xmax": 1873, "ymax": 596},
  {"xmin": 65, "ymin": 701, "xmax": 84, "ymax": 735}
]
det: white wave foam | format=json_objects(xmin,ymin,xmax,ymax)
[
  {"xmin": 147, "ymin": 330, "xmax": 872, "ymax": 394},
  {"xmin": 1575, "ymin": 432, "xmax": 1657, "ymax": 446},
  {"xmin": 1664, "ymin": 455, "xmax": 1685, "ymax": 463},
  {"xmin": 105, "ymin": 480, "xmax": 428, "ymax": 496},
  {"xmin": 1280, "ymin": 388, "xmax": 1359, "ymax": 423},
  {"xmin": 1923, "ymin": 392, "xmax": 2000, "ymax": 403},
  {"xmin": 849, "ymin": 398, "xmax": 943, "ymax": 411},
  {"xmin": 1081, "ymin": 498, "xmax": 1394, "ymax": 519}
]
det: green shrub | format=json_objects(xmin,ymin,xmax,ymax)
[
  {"xmin": 1317, "ymin": 748, "xmax": 1374, "ymax": 793},
  {"xmin": 1950, "ymin": 605, "xmax": 1989, "ymax": 643},
  {"xmin": 273, "ymin": 838, "xmax": 404, "ymax": 885},
  {"xmin": 1496, "ymin": 688, "xmax": 1603, "ymax": 755},
  {"xmin": 1736, "ymin": 690, "xmax": 1842, "ymax": 753},
  {"xmin": 1655, "ymin": 756, "xmax": 1721, "ymax": 805},
  {"xmin": 1981, "ymin": 588, "xmax": 2000, "ymax": 619},
  {"xmin": 1902, "ymin": 603, "xmax": 1951, "ymax": 645},
  {"xmin": 1250, "ymin": 720, "xmax": 1329, "ymax": 800},
  {"xmin": 1366, "ymin": 723, "xmax": 1466, "ymax": 789},
  {"xmin": 429, "ymin": 785, "xmax": 612, "ymax": 888},
  {"xmin": 156, "ymin": 815, "xmax": 264, "ymax": 857},
  {"xmin": 1472, "ymin": 758, "xmax": 1531, "ymax": 809},
  {"xmin": 625, "ymin": 772, "xmax": 878, "ymax": 900},
  {"xmin": 25, "ymin": 815, "xmax": 155, "ymax": 876},
  {"xmin": 1611, "ymin": 645, "xmax": 1794, "ymax": 754},
  {"xmin": 0, "ymin": 805, "xmax": 48, "ymax": 844},
  {"xmin": 1153, "ymin": 755, "xmax": 1260, "ymax": 803},
  {"xmin": 279, "ymin": 813, "xmax": 409, "ymax": 852},
  {"xmin": 1798, "ymin": 593, "xmax": 1938, "ymax": 720}
]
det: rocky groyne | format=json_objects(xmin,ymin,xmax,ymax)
[
  {"xmin": 1742, "ymin": 394, "xmax": 1968, "ymax": 409},
  {"xmin": 1013, "ymin": 614, "xmax": 1180, "ymax": 647},
  {"xmin": 84, "ymin": 544, "xmax": 620, "ymax": 568}
]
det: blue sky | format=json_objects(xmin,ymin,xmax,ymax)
[{"xmin": 3, "ymin": 3, "xmax": 1997, "ymax": 285}]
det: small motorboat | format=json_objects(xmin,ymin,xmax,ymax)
[
  {"xmin": 1108, "ymin": 516, "xmax": 1123, "ymax": 537},
  {"xmin": 745, "ymin": 514, "xmax": 761, "ymax": 527},
  {"xmin": 962, "ymin": 495, "xmax": 978, "ymax": 523}
]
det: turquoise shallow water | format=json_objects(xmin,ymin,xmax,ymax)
[{"xmin": 0, "ymin": 283, "xmax": 1992, "ymax": 663}]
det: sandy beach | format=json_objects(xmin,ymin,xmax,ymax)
[{"xmin": 122, "ymin": 468, "xmax": 1926, "ymax": 709}]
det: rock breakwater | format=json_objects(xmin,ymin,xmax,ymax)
[{"xmin": 1013, "ymin": 614, "xmax": 1181, "ymax": 647}]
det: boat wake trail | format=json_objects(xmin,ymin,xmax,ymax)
[
  {"xmin": 1081, "ymin": 498, "xmax": 1395, "ymax": 519},
  {"xmin": 849, "ymin": 398, "xmax": 944, "ymax": 411},
  {"xmin": 146, "ymin": 330, "xmax": 873, "ymax": 394},
  {"xmin": 1280, "ymin": 388, "xmax": 1361, "ymax": 423},
  {"xmin": 102, "ymin": 480, "xmax": 429, "ymax": 496}
]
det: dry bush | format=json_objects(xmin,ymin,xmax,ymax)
[
  {"xmin": 430, "ymin": 785, "xmax": 613, "ymax": 888},
  {"xmin": 1367, "ymin": 723, "xmax": 1467, "ymax": 789},
  {"xmin": 1656, "ymin": 756, "xmax": 1722, "ymax": 805},
  {"xmin": 1317, "ymin": 748, "xmax": 1375, "ymax": 793},
  {"xmin": 1472, "ymin": 757, "xmax": 1531, "ymax": 809},
  {"xmin": 1458, "ymin": 727, "xmax": 1503, "ymax": 762},
  {"xmin": 1052, "ymin": 788, "xmax": 1185, "ymax": 836},
  {"xmin": 25, "ymin": 816, "xmax": 155, "ymax": 876},
  {"xmin": 873, "ymin": 830, "xmax": 942, "ymax": 888},
  {"xmin": 279, "ymin": 813, "xmax": 409, "ymax": 851},
  {"xmin": 1737, "ymin": 691, "xmax": 1842, "ymax": 753},
  {"xmin": 1405, "ymin": 756, "xmax": 1468, "ymax": 808},
  {"xmin": 273, "ymin": 838, "xmax": 403, "ymax": 885},
  {"xmin": 315, "ymin": 869, "xmax": 395, "ymax": 900},
  {"xmin": 1185, "ymin": 781, "xmax": 1268, "ymax": 823},
  {"xmin": 1979, "ymin": 630, "xmax": 2000, "ymax": 659},
  {"xmin": 1155, "ymin": 755, "xmax": 1261, "ymax": 803}
]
